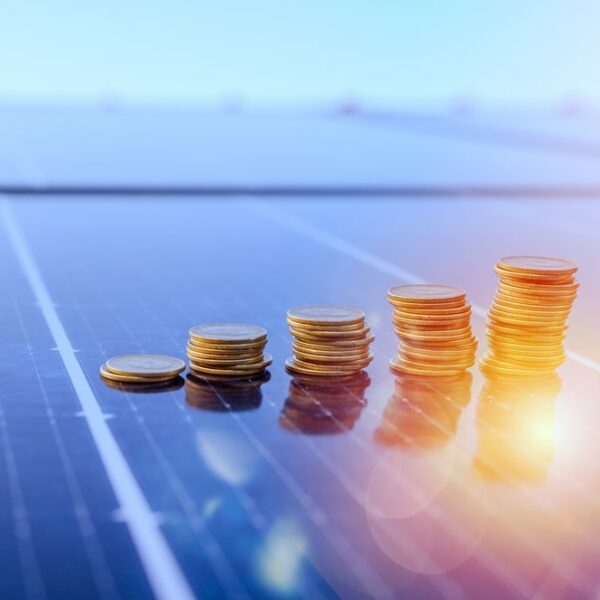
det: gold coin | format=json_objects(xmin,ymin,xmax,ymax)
[
  {"xmin": 498, "ymin": 279, "xmax": 579, "ymax": 293},
  {"xmin": 387, "ymin": 284, "xmax": 466, "ymax": 304},
  {"xmin": 489, "ymin": 307, "xmax": 569, "ymax": 324},
  {"xmin": 289, "ymin": 324, "xmax": 371, "ymax": 339},
  {"xmin": 492, "ymin": 300, "xmax": 572, "ymax": 316},
  {"xmin": 392, "ymin": 302, "xmax": 471, "ymax": 318},
  {"xmin": 100, "ymin": 363, "xmax": 181, "ymax": 383},
  {"xmin": 285, "ymin": 357, "xmax": 365, "ymax": 377},
  {"xmin": 392, "ymin": 314, "xmax": 472, "ymax": 328},
  {"xmin": 291, "ymin": 330, "xmax": 373, "ymax": 344},
  {"xmin": 101, "ymin": 377, "xmax": 184, "ymax": 393},
  {"xmin": 287, "ymin": 305, "xmax": 365, "ymax": 326},
  {"xmin": 293, "ymin": 347, "xmax": 370, "ymax": 361},
  {"xmin": 497, "ymin": 284, "xmax": 578, "ymax": 300},
  {"xmin": 186, "ymin": 343, "xmax": 264, "ymax": 359},
  {"xmin": 292, "ymin": 336, "xmax": 375, "ymax": 351},
  {"xmin": 104, "ymin": 354, "xmax": 185, "ymax": 378},
  {"xmin": 480, "ymin": 355, "xmax": 559, "ymax": 375},
  {"xmin": 189, "ymin": 323, "xmax": 267, "ymax": 345},
  {"xmin": 186, "ymin": 352, "xmax": 266, "ymax": 366},
  {"xmin": 393, "ymin": 326, "xmax": 473, "ymax": 340},
  {"xmin": 189, "ymin": 355, "xmax": 272, "ymax": 376},
  {"xmin": 292, "ymin": 355, "xmax": 373, "ymax": 371},
  {"xmin": 399, "ymin": 345, "xmax": 477, "ymax": 359},
  {"xmin": 286, "ymin": 318, "xmax": 365, "ymax": 332},
  {"xmin": 495, "ymin": 290, "xmax": 576, "ymax": 307},
  {"xmin": 389, "ymin": 357, "xmax": 466, "ymax": 377},
  {"xmin": 497, "ymin": 256, "xmax": 577, "ymax": 276}
]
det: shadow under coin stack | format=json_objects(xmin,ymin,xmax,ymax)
[
  {"xmin": 388, "ymin": 284, "xmax": 477, "ymax": 376},
  {"xmin": 186, "ymin": 323, "xmax": 272, "ymax": 378},
  {"xmin": 285, "ymin": 305, "xmax": 374, "ymax": 376},
  {"xmin": 481, "ymin": 256, "xmax": 578, "ymax": 376},
  {"xmin": 100, "ymin": 354, "xmax": 185, "ymax": 385}
]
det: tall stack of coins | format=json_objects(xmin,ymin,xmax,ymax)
[
  {"xmin": 481, "ymin": 256, "xmax": 578, "ymax": 376},
  {"xmin": 387, "ymin": 285, "xmax": 477, "ymax": 377},
  {"xmin": 285, "ymin": 305, "xmax": 374, "ymax": 376},
  {"xmin": 100, "ymin": 354, "xmax": 185, "ymax": 384},
  {"xmin": 186, "ymin": 323, "xmax": 272, "ymax": 378}
]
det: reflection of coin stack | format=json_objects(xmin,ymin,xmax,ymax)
[
  {"xmin": 387, "ymin": 285, "xmax": 477, "ymax": 377},
  {"xmin": 375, "ymin": 372, "xmax": 472, "ymax": 448},
  {"xmin": 481, "ymin": 256, "xmax": 578, "ymax": 376},
  {"xmin": 185, "ymin": 372, "xmax": 270, "ymax": 411},
  {"xmin": 280, "ymin": 372, "xmax": 370, "ymax": 434},
  {"xmin": 285, "ymin": 306, "xmax": 374, "ymax": 377},
  {"xmin": 186, "ymin": 323, "xmax": 272, "ymax": 378},
  {"xmin": 474, "ymin": 373, "xmax": 560, "ymax": 482}
]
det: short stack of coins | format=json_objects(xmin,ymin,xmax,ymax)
[
  {"xmin": 285, "ymin": 305, "xmax": 374, "ymax": 376},
  {"xmin": 187, "ymin": 323, "xmax": 272, "ymax": 378},
  {"xmin": 100, "ymin": 354, "xmax": 185, "ymax": 384},
  {"xmin": 387, "ymin": 284, "xmax": 477, "ymax": 376},
  {"xmin": 481, "ymin": 256, "xmax": 578, "ymax": 376}
]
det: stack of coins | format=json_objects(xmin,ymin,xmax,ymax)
[
  {"xmin": 375, "ymin": 372, "xmax": 472, "ymax": 448},
  {"xmin": 387, "ymin": 285, "xmax": 477, "ymax": 377},
  {"xmin": 280, "ymin": 372, "xmax": 370, "ymax": 434},
  {"xmin": 100, "ymin": 354, "xmax": 185, "ymax": 384},
  {"xmin": 481, "ymin": 256, "xmax": 578, "ymax": 376},
  {"xmin": 285, "ymin": 305, "xmax": 374, "ymax": 377},
  {"xmin": 186, "ymin": 323, "xmax": 272, "ymax": 378}
]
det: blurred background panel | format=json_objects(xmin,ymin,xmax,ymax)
[{"xmin": 1, "ymin": 0, "xmax": 600, "ymax": 109}]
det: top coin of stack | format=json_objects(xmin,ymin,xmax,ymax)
[
  {"xmin": 285, "ymin": 305, "xmax": 374, "ymax": 376},
  {"xmin": 481, "ymin": 256, "xmax": 578, "ymax": 376},
  {"xmin": 387, "ymin": 284, "xmax": 477, "ymax": 377},
  {"xmin": 100, "ymin": 354, "xmax": 185, "ymax": 384},
  {"xmin": 187, "ymin": 323, "xmax": 272, "ymax": 378}
]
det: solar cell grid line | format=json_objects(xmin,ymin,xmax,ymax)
[
  {"xmin": 0, "ymin": 396, "xmax": 46, "ymax": 600},
  {"xmin": 12, "ymin": 299, "xmax": 118, "ymax": 599},
  {"xmin": 158, "ymin": 291, "xmax": 398, "ymax": 598},
  {"xmin": 81, "ymin": 289, "xmax": 330, "ymax": 600},
  {"xmin": 250, "ymin": 201, "xmax": 600, "ymax": 375},
  {"xmin": 0, "ymin": 199, "xmax": 197, "ymax": 600}
]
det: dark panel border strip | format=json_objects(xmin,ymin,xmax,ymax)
[{"xmin": 2, "ymin": 185, "xmax": 600, "ymax": 198}]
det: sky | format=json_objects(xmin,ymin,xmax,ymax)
[{"xmin": 1, "ymin": 1, "xmax": 600, "ymax": 107}]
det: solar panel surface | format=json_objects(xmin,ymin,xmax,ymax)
[{"xmin": 1, "ymin": 111, "xmax": 599, "ymax": 600}]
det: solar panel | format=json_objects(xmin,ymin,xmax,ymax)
[{"xmin": 1, "ymin": 178, "xmax": 599, "ymax": 598}]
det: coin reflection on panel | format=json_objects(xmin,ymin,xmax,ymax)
[
  {"xmin": 474, "ymin": 372, "xmax": 559, "ymax": 483},
  {"xmin": 279, "ymin": 371, "xmax": 370, "ymax": 435},
  {"xmin": 375, "ymin": 372, "xmax": 472, "ymax": 449},
  {"xmin": 101, "ymin": 376, "xmax": 185, "ymax": 393},
  {"xmin": 185, "ymin": 371, "xmax": 270, "ymax": 412}
]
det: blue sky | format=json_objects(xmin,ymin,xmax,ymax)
[{"xmin": 1, "ymin": 1, "xmax": 599, "ymax": 106}]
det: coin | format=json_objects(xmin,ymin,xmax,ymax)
[
  {"xmin": 100, "ymin": 363, "xmax": 181, "ymax": 383},
  {"xmin": 497, "ymin": 256, "xmax": 577, "ymax": 275},
  {"xmin": 104, "ymin": 354, "xmax": 185, "ymax": 379},
  {"xmin": 287, "ymin": 305, "xmax": 365, "ymax": 326},
  {"xmin": 189, "ymin": 323, "xmax": 267, "ymax": 345},
  {"xmin": 289, "ymin": 325, "xmax": 371, "ymax": 340},
  {"xmin": 387, "ymin": 284, "xmax": 466, "ymax": 304},
  {"xmin": 285, "ymin": 357, "xmax": 368, "ymax": 377}
]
